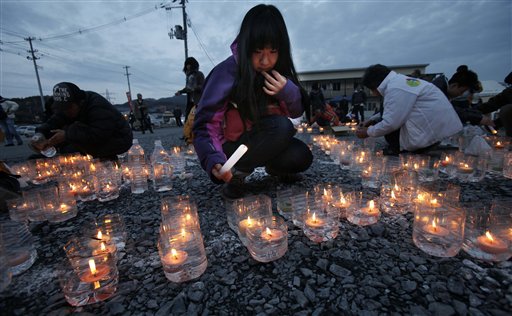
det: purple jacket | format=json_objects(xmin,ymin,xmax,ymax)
[{"xmin": 192, "ymin": 41, "xmax": 303, "ymax": 183}]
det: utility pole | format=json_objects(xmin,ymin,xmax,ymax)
[
  {"xmin": 166, "ymin": 0, "xmax": 188, "ymax": 60},
  {"xmin": 123, "ymin": 65, "xmax": 132, "ymax": 97},
  {"xmin": 26, "ymin": 37, "xmax": 45, "ymax": 111},
  {"xmin": 181, "ymin": 0, "xmax": 188, "ymax": 59}
]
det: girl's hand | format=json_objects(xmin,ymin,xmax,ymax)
[
  {"xmin": 262, "ymin": 70, "xmax": 287, "ymax": 96},
  {"xmin": 212, "ymin": 163, "xmax": 232, "ymax": 183}
]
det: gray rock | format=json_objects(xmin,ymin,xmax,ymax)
[
  {"xmin": 147, "ymin": 299, "xmax": 159, "ymax": 309},
  {"xmin": 292, "ymin": 289, "xmax": 309, "ymax": 308},
  {"xmin": 428, "ymin": 302, "xmax": 455, "ymax": 316},
  {"xmin": 316, "ymin": 258, "xmax": 329, "ymax": 271},
  {"xmin": 107, "ymin": 302, "xmax": 126, "ymax": 315},
  {"xmin": 402, "ymin": 280, "xmax": 417, "ymax": 292},
  {"xmin": 329, "ymin": 264, "xmax": 351, "ymax": 277},
  {"xmin": 304, "ymin": 284, "xmax": 316, "ymax": 302}
]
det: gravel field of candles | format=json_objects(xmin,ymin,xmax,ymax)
[{"xmin": 1, "ymin": 127, "xmax": 512, "ymax": 316}]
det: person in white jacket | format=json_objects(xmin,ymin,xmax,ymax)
[
  {"xmin": 0, "ymin": 96, "xmax": 23, "ymax": 146},
  {"xmin": 356, "ymin": 64, "xmax": 462, "ymax": 155}
]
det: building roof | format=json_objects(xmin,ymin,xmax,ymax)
[{"xmin": 297, "ymin": 64, "xmax": 430, "ymax": 75}]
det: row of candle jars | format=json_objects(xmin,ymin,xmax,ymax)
[
  {"xmin": 7, "ymin": 185, "xmax": 78, "ymax": 223},
  {"xmin": 412, "ymin": 192, "xmax": 511, "ymax": 262},
  {"xmin": 159, "ymin": 196, "xmax": 207, "ymax": 282},
  {"xmin": 61, "ymin": 230, "xmax": 119, "ymax": 307},
  {"xmin": 226, "ymin": 195, "xmax": 288, "ymax": 262}
]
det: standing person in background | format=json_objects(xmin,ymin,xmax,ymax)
[
  {"xmin": 0, "ymin": 96, "xmax": 23, "ymax": 146},
  {"xmin": 134, "ymin": 93, "xmax": 153, "ymax": 134},
  {"xmin": 175, "ymin": 57, "xmax": 205, "ymax": 123},
  {"xmin": 351, "ymin": 85, "xmax": 367, "ymax": 123},
  {"xmin": 193, "ymin": 4, "xmax": 313, "ymax": 199},
  {"xmin": 356, "ymin": 64, "xmax": 462, "ymax": 155},
  {"xmin": 173, "ymin": 107, "xmax": 183, "ymax": 127},
  {"xmin": 308, "ymin": 82, "xmax": 324, "ymax": 124}
]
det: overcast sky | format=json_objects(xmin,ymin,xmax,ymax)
[{"xmin": 0, "ymin": 0, "xmax": 510, "ymax": 103}]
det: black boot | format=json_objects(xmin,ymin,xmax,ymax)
[{"xmin": 221, "ymin": 170, "xmax": 249, "ymax": 199}]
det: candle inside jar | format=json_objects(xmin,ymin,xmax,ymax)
[
  {"xmin": 260, "ymin": 227, "xmax": 284, "ymax": 242},
  {"xmin": 361, "ymin": 200, "xmax": 379, "ymax": 215},
  {"xmin": 305, "ymin": 212, "xmax": 325, "ymax": 228},
  {"xmin": 441, "ymin": 156, "xmax": 451, "ymax": 166},
  {"xmin": 422, "ymin": 220, "xmax": 449, "ymax": 237},
  {"xmin": 171, "ymin": 228, "xmax": 193, "ymax": 243},
  {"xmin": 80, "ymin": 259, "xmax": 110, "ymax": 283},
  {"xmin": 162, "ymin": 248, "xmax": 188, "ymax": 266},
  {"xmin": 476, "ymin": 231, "xmax": 508, "ymax": 254},
  {"xmin": 59, "ymin": 203, "xmax": 70, "ymax": 213},
  {"xmin": 458, "ymin": 163, "xmax": 474, "ymax": 174},
  {"xmin": 494, "ymin": 141, "xmax": 505, "ymax": 149}
]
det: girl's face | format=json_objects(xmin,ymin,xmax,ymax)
[{"xmin": 251, "ymin": 45, "xmax": 278, "ymax": 73}]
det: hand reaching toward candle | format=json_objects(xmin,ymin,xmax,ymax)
[
  {"xmin": 262, "ymin": 70, "xmax": 287, "ymax": 96},
  {"xmin": 49, "ymin": 129, "xmax": 66, "ymax": 146},
  {"xmin": 212, "ymin": 164, "xmax": 232, "ymax": 182},
  {"xmin": 356, "ymin": 126, "xmax": 369, "ymax": 139}
]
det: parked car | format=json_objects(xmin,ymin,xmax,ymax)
[
  {"xmin": 16, "ymin": 126, "xmax": 30, "ymax": 136},
  {"xmin": 23, "ymin": 126, "xmax": 37, "ymax": 137}
]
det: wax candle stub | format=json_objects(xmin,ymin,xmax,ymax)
[
  {"xmin": 219, "ymin": 145, "xmax": 248, "ymax": 174},
  {"xmin": 477, "ymin": 231, "xmax": 508, "ymax": 254}
]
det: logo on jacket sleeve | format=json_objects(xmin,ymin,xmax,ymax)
[{"xmin": 406, "ymin": 78, "xmax": 421, "ymax": 87}]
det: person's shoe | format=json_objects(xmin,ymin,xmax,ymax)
[
  {"xmin": 5, "ymin": 144, "xmax": 14, "ymax": 147},
  {"xmin": 382, "ymin": 147, "xmax": 400, "ymax": 156},
  {"xmin": 221, "ymin": 170, "xmax": 249, "ymax": 199},
  {"xmin": 277, "ymin": 173, "xmax": 303, "ymax": 184},
  {"xmin": 265, "ymin": 166, "xmax": 303, "ymax": 183}
]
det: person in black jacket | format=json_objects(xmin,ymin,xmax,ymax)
[{"xmin": 32, "ymin": 82, "xmax": 133, "ymax": 159}]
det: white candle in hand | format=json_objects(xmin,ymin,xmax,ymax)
[{"xmin": 219, "ymin": 144, "xmax": 248, "ymax": 174}]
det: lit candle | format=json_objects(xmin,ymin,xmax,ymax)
[
  {"xmin": 429, "ymin": 198, "xmax": 441, "ymax": 208},
  {"xmin": 305, "ymin": 212, "xmax": 325, "ymax": 228},
  {"xmin": 458, "ymin": 163, "xmax": 474, "ymax": 174},
  {"xmin": 80, "ymin": 259, "xmax": 110, "ymax": 282},
  {"xmin": 494, "ymin": 141, "xmax": 505, "ymax": 149},
  {"xmin": 170, "ymin": 228, "xmax": 193, "ymax": 243},
  {"xmin": 239, "ymin": 216, "xmax": 257, "ymax": 237},
  {"xmin": 219, "ymin": 144, "xmax": 249, "ymax": 174},
  {"xmin": 297, "ymin": 127, "xmax": 304, "ymax": 133},
  {"xmin": 361, "ymin": 200, "xmax": 379, "ymax": 216},
  {"xmin": 59, "ymin": 203, "xmax": 70, "ymax": 214},
  {"xmin": 422, "ymin": 220, "xmax": 449, "ymax": 237},
  {"xmin": 476, "ymin": 231, "xmax": 508, "ymax": 254},
  {"xmin": 162, "ymin": 248, "xmax": 188, "ymax": 266},
  {"xmin": 260, "ymin": 227, "xmax": 285, "ymax": 242},
  {"xmin": 441, "ymin": 156, "xmax": 451, "ymax": 167},
  {"xmin": 307, "ymin": 127, "xmax": 313, "ymax": 133}
]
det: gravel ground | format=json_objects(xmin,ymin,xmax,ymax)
[{"xmin": 1, "ymin": 127, "xmax": 511, "ymax": 316}]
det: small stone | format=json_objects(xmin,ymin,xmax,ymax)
[
  {"xmin": 316, "ymin": 258, "xmax": 329, "ymax": 271},
  {"xmin": 428, "ymin": 302, "xmax": 455, "ymax": 316},
  {"xmin": 304, "ymin": 284, "xmax": 316, "ymax": 302},
  {"xmin": 401, "ymin": 280, "xmax": 417, "ymax": 292},
  {"xmin": 293, "ymin": 289, "xmax": 309, "ymax": 308},
  {"xmin": 300, "ymin": 268, "xmax": 313, "ymax": 277},
  {"xmin": 329, "ymin": 264, "xmax": 351, "ymax": 277},
  {"xmin": 107, "ymin": 302, "xmax": 125, "ymax": 315},
  {"xmin": 447, "ymin": 277, "xmax": 464, "ymax": 296},
  {"xmin": 452, "ymin": 300, "xmax": 467, "ymax": 316},
  {"xmin": 259, "ymin": 284, "xmax": 272, "ymax": 298},
  {"xmin": 293, "ymin": 276, "xmax": 301, "ymax": 287},
  {"xmin": 147, "ymin": 299, "xmax": 159, "ymax": 309}
]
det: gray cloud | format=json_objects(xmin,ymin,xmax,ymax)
[{"xmin": 1, "ymin": 0, "xmax": 510, "ymax": 102}]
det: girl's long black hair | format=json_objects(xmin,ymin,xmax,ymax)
[{"xmin": 231, "ymin": 4, "xmax": 307, "ymax": 125}]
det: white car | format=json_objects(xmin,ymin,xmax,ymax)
[
  {"xmin": 23, "ymin": 126, "xmax": 37, "ymax": 137},
  {"xmin": 16, "ymin": 126, "xmax": 30, "ymax": 135}
]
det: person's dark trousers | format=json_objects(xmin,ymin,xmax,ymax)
[
  {"xmin": 222, "ymin": 115, "xmax": 313, "ymax": 175},
  {"xmin": 352, "ymin": 104, "xmax": 364, "ymax": 122},
  {"xmin": 184, "ymin": 96, "xmax": 194, "ymax": 123},
  {"xmin": 384, "ymin": 128, "xmax": 400, "ymax": 154},
  {"xmin": 175, "ymin": 115, "xmax": 183, "ymax": 127}
]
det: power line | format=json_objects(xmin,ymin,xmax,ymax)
[{"xmin": 188, "ymin": 20, "xmax": 215, "ymax": 67}]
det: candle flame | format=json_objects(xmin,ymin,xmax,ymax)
[
  {"xmin": 100, "ymin": 242, "xmax": 106, "ymax": 251},
  {"xmin": 485, "ymin": 231, "xmax": 495, "ymax": 242},
  {"xmin": 369, "ymin": 200, "xmax": 375, "ymax": 210},
  {"xmin": 496, "ymin": 141, "xmax": 502, "ymax": 146},
  {"xmin": 391, "ymin": 190, "xmax": 396, "ymax": 199},
  {"xmin": 445, "ymin": 156, "xmax": 450, "ymax": 162},
  {"xmin": 312, "ymin": 212, "xmax": 317, "ymax": 222},
  {"xmin": 97, "ymin": 230, "xmax": 103, "ymax": 240},
  {"xmin": 60, "ymin": 203, "xmax": 67, "ymax": 210},
  {"xmin": 105, "ymin": 219, "xmax": 111, "ymax": 224},
  {"xmin": 266, "ymin": 227, "xmax": 272, "ymax": 236},
  {"xmin": 185, "ymin": 214, "xmax": 191, "ymax": 221},
  {"xmin": 181, "ymin": 228, "xmax": 187, "ymax": 238},
  {"xmin": 171, "ymin": 248, "xmax": 178, "ymax": 259},
  {"xmin": 394, "ymin": 184, "xmax": 400, "ymax": 191},
  {"xmin": 88, "ymin": 259, "xmax": 97, "ymax": 275},
  {"xmin": 247, "ymin": 216, "xmax": 252, "ymax": 226},
  {"xmin": 430, "ymin": 198, "xmax": 438, "ymax": 207}
]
